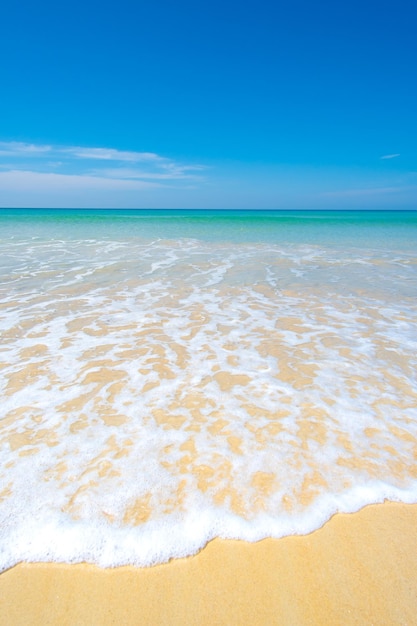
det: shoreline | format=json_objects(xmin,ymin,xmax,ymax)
[{"xmin": 1, "ymin": 502, "xmax": 417, "ymax": 625}]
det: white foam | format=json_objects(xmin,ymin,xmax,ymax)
[{"xmin": 1, "ymin": 234, "xmax": 417, "ymax": 571}]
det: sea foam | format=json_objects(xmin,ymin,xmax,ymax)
[{"xmin": 1, "ymin": 229, "xmax": 417, "ymax": 571}]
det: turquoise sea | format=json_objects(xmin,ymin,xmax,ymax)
[
  {"xmin": 1, "ymin": 209, "xmax": 417, "ymax": 570},
  {"xmin": 1, "ymin": 208, "xmax": 417, "ymax": 246}
]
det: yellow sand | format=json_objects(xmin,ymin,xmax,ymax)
[{"xmin": 1, "ymin": 502, "xmax": 417, "ymax": 625}]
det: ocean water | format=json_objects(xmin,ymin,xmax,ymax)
[{"xmin": 1, "ymin": 209, "xmax": 417, "ymax": 571}]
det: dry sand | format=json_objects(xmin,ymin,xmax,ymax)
[{"xmin": 1, "ymin": 502, "xmax": 417, "ymax": 625}]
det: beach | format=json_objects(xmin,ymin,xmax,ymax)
[
  {"xmin": 1, "ymin": 209, "xmax": 417, "ymax": 622},
  {"xmin": 2, "ymin": 502, "xmax": 417, "ymax": 625}
]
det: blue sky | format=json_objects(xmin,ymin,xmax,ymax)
[{"xmin": 0, "ymin": 0, "xmax": 416, "ymax": 208}]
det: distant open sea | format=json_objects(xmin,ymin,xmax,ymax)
[{"xmin": 1, "ymin": 209, "xmax": 417, "ymax": 570}]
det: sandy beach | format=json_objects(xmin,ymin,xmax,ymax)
[{"xmin": 1, "ymin": 501, "xmax": 417, "ymax": 625}]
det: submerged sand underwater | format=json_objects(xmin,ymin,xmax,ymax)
[{"xmin": 1, "ymin": 228, "xmax": 417, "ymax": 569}]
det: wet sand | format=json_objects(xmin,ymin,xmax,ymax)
[{"xmin": 1, "ymin": 502, "xmax": 417, "ymax": 625}]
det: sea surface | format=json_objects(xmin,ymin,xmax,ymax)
[{"xmin": 1, "ymin": 209, "xmax": 417, "ymax": 570}]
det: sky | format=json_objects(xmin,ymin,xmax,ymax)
[{"xmin": 0, "ymin": 0, "xmax": 416, "ymax": 209}]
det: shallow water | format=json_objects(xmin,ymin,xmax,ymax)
[{"xmin": 1, "ymin": 209, "xmax": 417, "ymax": 570}]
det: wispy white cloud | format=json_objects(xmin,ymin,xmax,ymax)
[
  {"xmin": 380, "ymin": 153, "xmax": 400, "ymax": 160},
  {"xmin": 96, "ymin": 166, "xmax": 206, "ymax": 181},
  {"xmin": 0, "ymin": 140, "xmax": 205, "ymax": 190},
  {"xmin": 64, "ymin": 146, "xmax": 163, "ymax": 162},
  {"xmin": 0, "ymin": 141, "xmax": 52, "ymax": 156},
  {"xmin": 0, "ymin": 141, "xmax": 162, "ymax": 162},
  {"xmin": 0, "ymin": 170, "xmax": 158, "ymax": 191}
]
